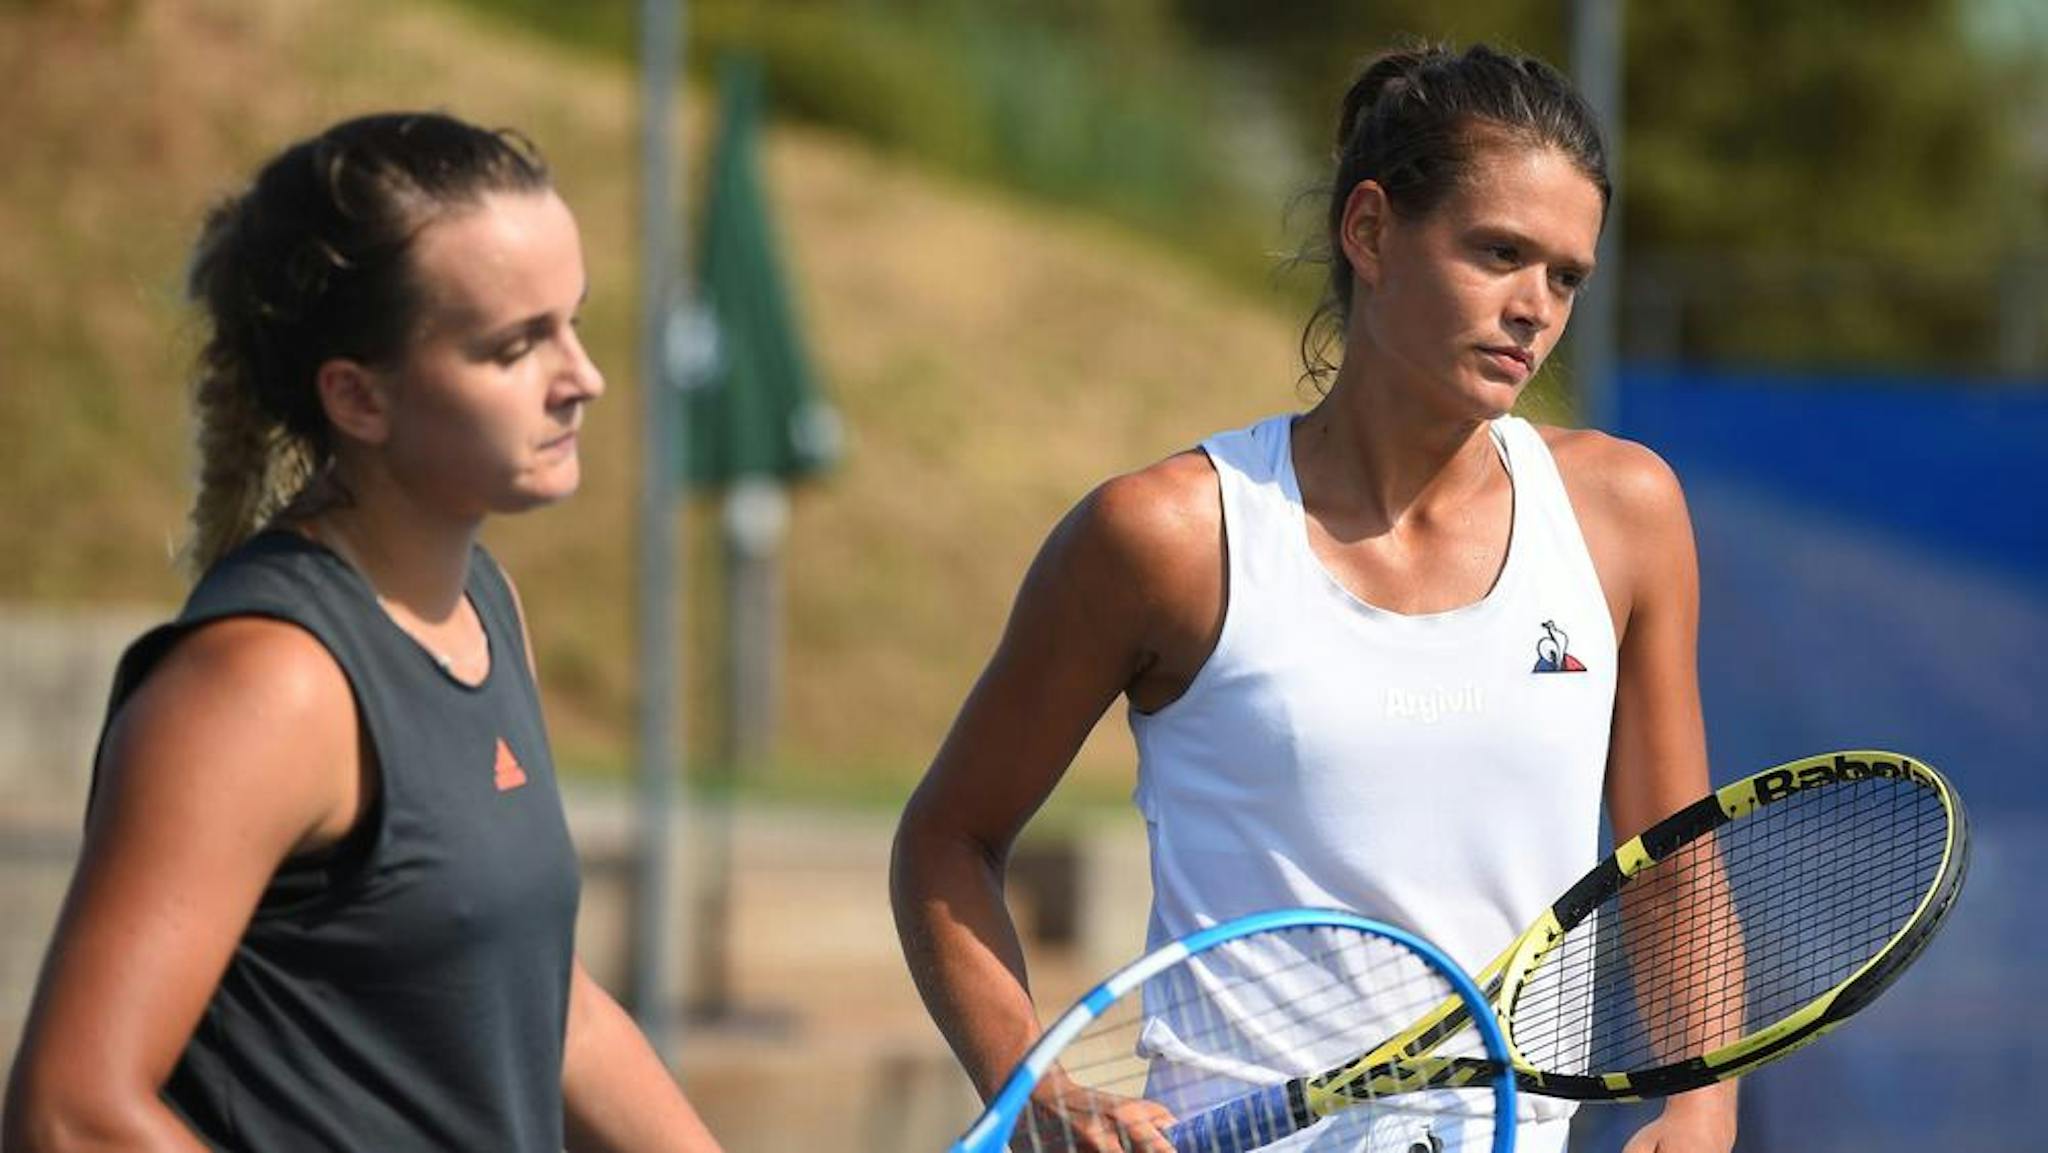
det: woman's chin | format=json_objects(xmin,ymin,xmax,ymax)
[
  {"xmin": 510, "ymin": 459, "xmax": 583, "ymax": 510},
  {"xmin": 1455, "ymin": 378, "xmax": 1524, "ymax": 421},
  {"xmin": 497, "ymin": 478, "xmax": 581, "ymax": 514}
]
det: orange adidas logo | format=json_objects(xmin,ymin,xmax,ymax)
[{"xmin": 492, "ymin": 738, "xmax": 529, "ymax": 793}]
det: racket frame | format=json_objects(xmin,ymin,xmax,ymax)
[
  {"xmin": 950, "ymin": 907, "xmax": 1516, "ymax": 1153},
  {"xmin": 1305, "ymin": 750, "xmax": 1969, "ymax": 1109},
  {"xmin": 1499, "ymin": 749, "xmax": 1970, "ymax": 1100}
]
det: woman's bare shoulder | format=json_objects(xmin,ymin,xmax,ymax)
[
  {"xmin": 100, "ymin": 615, "xmax": 360, "ymax": 846},
  {"xmin": 1536, "ymin": 423, "xmax": 1690, "ymax": 532},
  {"xmin": 139, "ymin": 615, "xmax": 352, "ymax": 716},
  {"xmin": 1536, "ymin": 423, "xmax": 1699, "ymax": 634},
  {"xmin": 1083, "ymin": 448, "xmax": 1223, "ymax": 553}
]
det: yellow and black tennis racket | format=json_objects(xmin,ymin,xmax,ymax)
[{"xmin": 1165, "ymin": 750, "xmax": 1970, "ymax": 1150}]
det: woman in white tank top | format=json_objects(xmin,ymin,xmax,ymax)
[{"xmin": 893, "ymin": 43, "xmax": 1733, "ymax": 1153}]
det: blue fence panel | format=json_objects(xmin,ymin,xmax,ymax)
[
  {"xmin": 1565, "ymin": 368, "xmax": 2048, "ymax": 1153},
  {"xmin": 1617, "ymin": 367, "xmax": 2047, "ymax": 587}
]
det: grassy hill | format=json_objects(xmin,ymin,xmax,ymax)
[{"xmin": 0, "ymin": 0, "xmax": 1347, "ymax": 807}]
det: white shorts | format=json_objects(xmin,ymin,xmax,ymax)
[{"xmin": 1248, "ymin": 1106, "xmax": 1569, "ymax": 1152}]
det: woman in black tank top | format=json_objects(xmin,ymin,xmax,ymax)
[{"xmin": 4, "ymin": 113, "xmax": 722, "ymax": 1153}]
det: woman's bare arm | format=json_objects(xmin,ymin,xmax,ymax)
[
  {"xmin": 891, "ymin": 455, "xmax": 1221, "ymax": 1105},
  {"xmin": 1557, "ymin": 429, "xmax": 1738, "ymax": 1153},
  {"xmin": 3, "ymin": 619, "xmax": 363, "ymax": 1153}
]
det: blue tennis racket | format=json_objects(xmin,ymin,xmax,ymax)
[{"xmin": 948, "ymin": 907, "xmax": 1516, "ymax": 1153}]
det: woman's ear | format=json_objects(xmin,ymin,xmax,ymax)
[
  {"xmin": 313, "ymin": 358, "xmax": 394, "ymax": 447},
  {"xmin": 1337, "ymin": 179, "xmax": 1391, "ymax": 293}
]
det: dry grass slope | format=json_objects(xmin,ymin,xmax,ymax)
[{"xmin": 1, "ymin": 0, "xmax": 1330, "ymax": 801}]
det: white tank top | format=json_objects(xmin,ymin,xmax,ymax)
[{"xmin": 1131, "ymin": 412, "xmax": 1616, "ymax": 973}]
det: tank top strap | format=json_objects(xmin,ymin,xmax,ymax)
[
  {"xmin": 463, "ymin": 543, "xmax": 536, "ymax": 693},
  {"xmin": 1491, "ymin": 415, "xmax": 1610, "ymax": 631},
  {"xmin": 179, "ymin": 531, "xmax": 363, "ymax": 660},
  {"xmin": 1200, "ymin": 413, "xmax": 1312, "ymax": 600},
  {"xmin": 464, "ymin": 544, "xmax": 516, "ymax": 635},
  {"xmin": 1492, "ymin": 416, "xmax": 1567, "ymax": 514}
]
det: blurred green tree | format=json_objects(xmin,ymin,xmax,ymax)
[
  {"xmin": 1174, "ymin": 0, "xmax": 2042, "ymax": 374},
  {"xmin": 453, "ymin": 0, "xmax": 2043, "ymax": 375}
]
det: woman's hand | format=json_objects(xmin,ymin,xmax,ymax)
[
  {"xmin": 1621, "ymin": 1084, "xmax": 1737, "ymax": 1153},
  {"xmin": 1018, "ymin": 1069, "xmax": 1179, "ymax": 1152}
]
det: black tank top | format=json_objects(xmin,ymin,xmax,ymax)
[{"xmin": 92, "ymin": 530, "xmax": 581, "ymax": 1151}]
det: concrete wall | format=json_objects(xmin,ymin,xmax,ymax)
[{"xmin": 0, "ymin": 606, "xmax": 1149, "ymax": 1150}]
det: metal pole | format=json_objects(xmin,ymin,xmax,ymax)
[
  {"xmin": 1572, "ymin": 0, "xmax": 1624, "ymax": 430},
  {"xmin": 633, "ymin": 0, "xmax": 685, "ymax": 1064},
  {"xmin": 722, "ymin": 480, "xmax": 787, "ymax": 776},
  {"xmin": 691, "ymin": 480, "xmax": 789, "ymax": 1016}
]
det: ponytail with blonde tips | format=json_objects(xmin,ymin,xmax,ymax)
[
  {"xmin": 182, "ymin": 200, "xmax": 319, "ymax": 575},
  {"xmin": 178, "ymin": 112, "xmax": 551, "ymax": 575}
]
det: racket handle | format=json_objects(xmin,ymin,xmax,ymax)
[{"xmin": 1166, "ymin": 1082, "xmax": 1309, "ymax": 1153}]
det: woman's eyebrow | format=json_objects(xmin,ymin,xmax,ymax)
[
  {"xmin": 460, "ymin": 285, "xmax": 590, "ymax": 345},
  {"xmin": 1467, "ymin": 224, "xmax": 1597, "ymax": 277}
]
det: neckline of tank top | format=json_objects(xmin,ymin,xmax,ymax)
[
  {"xmin": 1276, "ymin": 415, "xmax": 1525, "ymax": 626},
  {"xmin": 259, "ymin": 527, "xmax": 499, "ymax": 694}
]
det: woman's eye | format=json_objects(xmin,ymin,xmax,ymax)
[
  {"xmin": 1488, "ymin": 244, "xmax": 1520, "ymax": 265},
  {"xmin": 495, "ymin": 339, "xmax": 533, "ymax": 364}
]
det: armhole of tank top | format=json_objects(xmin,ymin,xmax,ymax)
[
  {"xmin": 163, "ymin": 1036, "xmax": 239, "ymax": 1149},
  {"xmin": 1131, "ymin": 440, "xmax": 1241, "ymax": 723},
  {"xmin": 139, "ymin": 608, "xmax": 392, "ymax": 908},
  {"xmin": 86, "ymin": 621, "xmax": 187, "ymax": 820},
  {"xmin": 1505, "ymin": 418, "xmax": 1620, "ymax": 650}
]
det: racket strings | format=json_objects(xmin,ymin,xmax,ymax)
[
  {"xmin": 1040, "ymin": 936, "xmax": 1407, "ymax": 1089},
  {"xmin": 1011, "ymin": 925, "xmax": 1496, "ymax": 1151},
  {"xmin": 1528, "ymin": 790, "xmax": 1936, "ymax": 1068},
  {"xmin": 1602, "ymin": 788, "xmax": 1933, "ymax": 1049},
  {"xmin": 1507, "ymin": 776, "xmax": 1949, "ymax": 1076},
  {"xmin": 1731, "ymin": 795, "xmax": 1944, "ymax": 1024}
]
